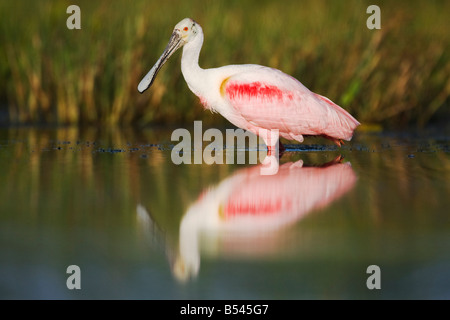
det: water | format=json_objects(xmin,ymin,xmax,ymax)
[{"xmin": 0, "ymin": 126, "xmax": 449, "ymax": 299}]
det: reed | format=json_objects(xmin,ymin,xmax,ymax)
[{"xmin": 0, "ymin": 0, "xmax": 449, "ymax": 127}]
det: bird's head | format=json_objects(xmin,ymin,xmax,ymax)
[
  {"xmin": 174, "ymin": 18, "xmax": 200, "ymax": 44},
  {"xmin": 138, "ymin": 18, "xmax": 201, "ymax": 93}
]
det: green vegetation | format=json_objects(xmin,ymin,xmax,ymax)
[{"xmin": 0, "ymin": 0, "xmax": 449, "ymax": 127}]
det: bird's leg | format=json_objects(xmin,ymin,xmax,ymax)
[
  {"xmin": 260, "ymin": 128, "xmax": 282, "ymax": 157},
  {"xmin": 267, "ymin": 145, "xmax": 276, "ymax": 156},
  {"xmin": 267, "ymin": 141, "xmax": 285, "ymax": 157}
]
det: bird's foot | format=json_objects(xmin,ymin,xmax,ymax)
[
  {"xmin": 320, "ymin": 155, "xmax": 345, "ymax": 167},
  {"xmin": 336, "ymin": 139, "xmax": 345, "ymax": 147},
  {"xmin": 332, "ymin": 138, "xmax": 345, "ymax": 147}
]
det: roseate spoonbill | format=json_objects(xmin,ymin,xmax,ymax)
[
  {"xmin": 137, "ymin": 156, "xmax": 357, "ymax": 280},
  {"xmin": 138, "ymin": 18, "xmax": 360, "ymax": 150}
]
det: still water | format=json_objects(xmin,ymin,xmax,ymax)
[{"xmin": 0, "ymin": 125, "xmax": 449, "ymax": 299}]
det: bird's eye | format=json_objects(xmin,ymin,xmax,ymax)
[{"xmin": 183, "ymin": 27, "xmax": 188, "ymax": 31}]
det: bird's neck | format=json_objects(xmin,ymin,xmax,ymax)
[{"xmin": 181, "ymin": 32, "xmax": 205, "ymax": 97}]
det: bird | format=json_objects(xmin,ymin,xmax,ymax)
[
  {"xmin": 138, "ymin": 18, "xmax": 360, "ymax": 152},
  {"xmin": 137, "ymin": 155, "xmax": 357, "ymax": 280}
]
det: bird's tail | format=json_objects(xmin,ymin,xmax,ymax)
[{"xmin": 314, "ymin": 94, "xmax": 360, "ymax": 141}]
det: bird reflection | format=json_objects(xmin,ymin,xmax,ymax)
[{"xmin": 137, "ymin": 155, "xmax": 357, "ymax": 281}]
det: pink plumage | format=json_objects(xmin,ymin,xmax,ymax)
[
  {"xmin": 138, "ymin": 18, "xmax": 360, "ymax": 148},
  {"xmin": 220, "ymin": 66, "xmax": 359, "ymax": 146}
]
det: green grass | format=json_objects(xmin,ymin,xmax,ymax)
[{"xmin": 0, "ymin": 0, "xmax": 449, "ymax": 127}]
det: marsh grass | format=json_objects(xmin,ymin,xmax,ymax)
[{"xmin": 1, "ymin": 0, "xmax": 449, "ymax": 127}]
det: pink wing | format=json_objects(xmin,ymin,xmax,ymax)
[
  {"xmin": 223, "ymin": 161, "xmax": 357, "ymax": 224},
  {"xmin": 222, "ymin": 66, "xmax": 359, "ymax": 141}
]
